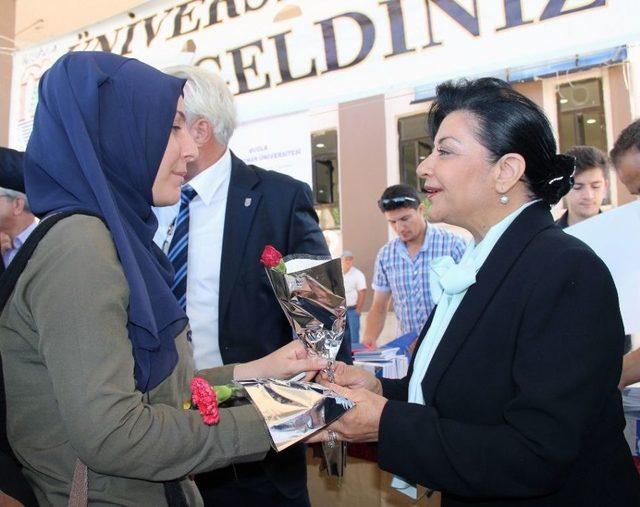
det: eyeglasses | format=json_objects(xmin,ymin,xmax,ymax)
[{"xmin": 377, "ymin": 196, "xmax": 418, "ymax": 211}]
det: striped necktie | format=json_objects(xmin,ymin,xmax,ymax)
[{"xmin": 168, "ymin": 184, "xmax": 198, "ymax": 310}]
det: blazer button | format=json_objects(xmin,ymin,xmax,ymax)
[{"xmin": 186, "ymin": 330, "xmax": 192, "ymax": 342}]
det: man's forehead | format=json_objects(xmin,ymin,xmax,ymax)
[
  {"xmin": 386, "ymin": 209, "xmax": 415, "ymax": 220},
  {"xmin": 574, "ymin": 169, "xmax": 606, "ymax": 184}
]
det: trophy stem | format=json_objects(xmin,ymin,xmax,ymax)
[
  {"xmin": 321, "ymin": 440, "xmax": 347, "ymax": 480},
  {"xmin": 324, "ymin": 360, "xmax": 336, "ymax": 383}
]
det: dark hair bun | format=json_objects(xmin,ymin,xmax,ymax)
[{"xmin": 530, "ymin": 154, "xmax": 575, "ymax": 205}]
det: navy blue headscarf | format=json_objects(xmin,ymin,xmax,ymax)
[{"xmin": 24, "ymin": 52, "xmax": 188, "ymax": 392}]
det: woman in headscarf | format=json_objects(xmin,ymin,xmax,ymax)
[{"xmin": 0, "ymin": 51, "xmax": 325, "ymax": 506}]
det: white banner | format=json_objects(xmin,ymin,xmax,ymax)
[
  {"xmin": 229, "ymin": 112, "xmax": 312, "ymax": 186},
  {"xmin": 566, "ymin": 201, "xmax": 640, "ymax": 335},
  {"xmin": 9, "ymin": 0, "xmax": 640, "ymax": 150}
]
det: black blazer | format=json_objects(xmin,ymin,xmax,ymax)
[
  {"xmin": 378, "ymin": 202, "xmax": 640, "ymax": 507},
  {"xmin": 218, "ymin": 152, "xmax": 351, "ymax": 366},
  {"xmin": 214, "ymin": 153, "xmax": 351, "ymax": 498}
]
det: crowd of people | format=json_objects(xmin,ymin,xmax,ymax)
[{"xmin": 0, "ymin": 51, "xmax": 639, "ymax": 506}]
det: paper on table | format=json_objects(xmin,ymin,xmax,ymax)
[
  {"xmin": 354, "ymin": 354, "xmax": 409, "ymax": 380},
  {"xmin": 565, "ymin": 201, "xmax": 640, "ymax": 334}
]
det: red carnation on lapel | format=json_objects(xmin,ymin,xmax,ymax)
[
  {"xmin": 190, "ymin": 377, "xmax": 220, "ymax": 425},
  {"xmin": 260, "ymin": 245, "xmax": 286, "ymax": 273}
]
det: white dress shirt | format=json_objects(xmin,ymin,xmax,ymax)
[{"xmin": 153, "ymin": 149, "xmax": 232, "ymax": 370}]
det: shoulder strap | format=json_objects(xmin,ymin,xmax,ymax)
[{"xmin": 0, "ymin": 211, "xmax": 100, "ymax": 312}]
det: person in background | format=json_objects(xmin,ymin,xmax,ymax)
[
  {"xmin": 0, "ymin": 148, "xmax": 28, "ymax": 279},
  {"xmin": 361, "ymin": 184, "xmax": 466, "ymax": 348},
  {"xmin": 0, "ymin": 188, "xmax": 37, "ymax": 273},
  {"xmin": 341, "ymin": 250, "xmax": 367, "ymax": 345},
  {"xmin": 611, "ymin": 120, "xmax": 640, "ymax": 388},
  {"xmin": 555, "ymin": 146, "xmax": 609, "ymax": 229},
  {"xmin": 557, "ymin": 146, "xmax": 631, "ymax": 355},
  {"xmin": 610, "ymin": 119, "xmax": 640, "ymax": 196}
]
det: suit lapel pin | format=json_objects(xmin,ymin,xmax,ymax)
[{"xmin": 244, "ymin": 197, "xmax": 252, "ymax": 208}]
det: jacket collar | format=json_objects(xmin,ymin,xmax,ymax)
[{"xmin": 419, "ymin": 201, "xmax": 555, "ymax": 403}]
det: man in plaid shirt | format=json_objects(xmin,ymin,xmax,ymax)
[{"xmin": 362, "ymin": 184, "xmax": 466, "ymax": 348}]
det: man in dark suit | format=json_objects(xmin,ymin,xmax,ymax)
[
  {"xmin": 155, "ymin": 65, "xmax": 351, "ymax": 507},
  {"xmin": 0, "ymin": 147, "xmax": 26, "ymax": 276}
]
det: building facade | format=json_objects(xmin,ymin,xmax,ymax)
[{"xmin": 2, "ymin": 0, "xmax": 639, "ymax": 304}]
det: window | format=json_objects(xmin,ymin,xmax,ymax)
[
  {"xmin": 398, "ymin": 114, "xmax": 431, "ymax": 193},
  {"xmin": 311, "ymin": 130, "xmax": 340, "ymax": 230},
  {"xmin": 557, "ymin": 78, "xmax": 607, "ymax": 153}
]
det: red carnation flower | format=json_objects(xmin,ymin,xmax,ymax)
[
  {"xmin": 260, "ymin": 245, "xmax": 286, "ymax": 273},
  {"xmin": 191, "ymin": 377, "xmax": 220, "ymax": 425}
]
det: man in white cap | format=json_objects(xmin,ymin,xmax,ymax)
[{"xmin": 341, "ymin": 250, "xmax": 367, "ymax": 345}]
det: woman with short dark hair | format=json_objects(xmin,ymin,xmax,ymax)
[{"xmin": 314, "ymin": 78, "xmax": 640, "ymax": 506}]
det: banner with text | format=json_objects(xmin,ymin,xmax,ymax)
[
  {"xmin": 9, "ymin": 0, "xmax": 640, "ymax": 150},
  {"xmin": 230, "ymin": 112, "xmax": 312, "ymax": 185}
]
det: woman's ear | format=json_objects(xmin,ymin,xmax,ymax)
[
  {"xmin": 494, "ymin": 153, "xmax": 526, "ymax": 194},
  {"xmin": 187, "ymin": 118, "xmax": 213, "ymax": 146}
]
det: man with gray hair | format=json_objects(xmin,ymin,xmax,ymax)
[
  {"xmin": 0, "ymin": 188, "xmax": 37, "ymax": 274},
  {"xmin": 154, "ymin": 66, "xmax": 350, "ymax": 506}
]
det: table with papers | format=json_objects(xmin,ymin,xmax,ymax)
[{"xmin": 353, "ymin": 346, "xmax": 409, "ymax": 380}]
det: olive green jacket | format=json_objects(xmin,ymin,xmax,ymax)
[{"xmin": 0, "ymin": 215, "xmax": 270, "ymax": 506}]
